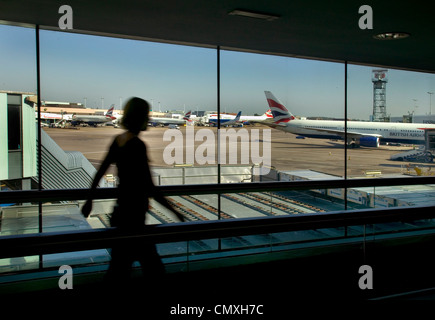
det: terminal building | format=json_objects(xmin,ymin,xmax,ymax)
[
  {"xmin": 391, "ymin": 114, "xmax": 435, "ymax": 124},
  {"xmin": 1, "ymin": 1, "xmax": 435, "ymax": 310}
]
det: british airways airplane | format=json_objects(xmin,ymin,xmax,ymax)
[
  {"xmin": 208, "ymin": 111, "xmax": 242, "ymax": 126},
  {"xmin": 263, "ymin": 91, "xmax": 435, "ymax": 147},
  {"xmin": 71, "ymin": 105, "xmax": 116, "ymax": 127},
  {"xmin": 149, "ymin": 110, "xmax": 192, "ymax": 126}
]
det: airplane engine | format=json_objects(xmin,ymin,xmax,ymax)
[{"xmin": 359, "ymin": 136, "xmax": 380, "ymax": 147}]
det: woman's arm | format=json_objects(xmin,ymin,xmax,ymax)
[{"xmin": 81, "ymin": 142, "xmax": 116, "ymax": 217}]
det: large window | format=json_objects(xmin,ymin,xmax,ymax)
[
  {"xmin": 0, "ymin": 23, "xmax": 434, "ymax": 246},
  {"xmin": 220, "ymin": 50, "xmax": 346, "ymax": 217},
  {"xmin": 39, "ymin": 31, "xmax": 217, "ymax": 183},
  {"xmin": 36, "ymin": 31, "xmax": 218, "ymax": 236},
  {"xmin": 347, "ymin": 64, "xmax": 435, "ymax": 179},
  {"xmin": 221, "ymin": 51, "xmax": 346, "ymax": 174},
  {"xmin": 0, "ymin": 19, "xmax": 434, "ymax": 280}
]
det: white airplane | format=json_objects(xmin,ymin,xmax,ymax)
[
  {"xmin": 37, "ymin": 112, "xmax": 61, "ymax": 120},
  {"xmin": 149, "ymin": 111, "xmax": 192, "ymax": 126},
  {"xmin": 263, "ymin": 91, "xmax": 435, "ymax": 147},
  {"xmin": 71, "ymin": 105, "xmax": 116, "ymax": 127},
  {"xmin": 240, "ymin": 109, "xmax": 273, "ymax": 123},
  {"xmin": 36, "ymin": 112, "xmax": 73, "ymax": 121},
  {"xmin": 208, "ymin": 111, "xmax": 242, "ymax": 126}
]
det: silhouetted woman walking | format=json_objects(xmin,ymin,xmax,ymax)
[{"xmin": 82, "ymin": 97, "xmax": 184, "ymax": 287}]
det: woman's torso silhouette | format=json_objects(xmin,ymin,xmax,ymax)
[{"xmin": 109, "ymin": 133, "xmax": 152, "ymax": 228}]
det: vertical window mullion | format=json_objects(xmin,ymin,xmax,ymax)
[
  {"xmin": 344, "ymin": 61, "xmax": 348, "ymax": 238},
  {"xmin": 217, "ymin": 46, "xmax": 221, "ymax": 220},
  {"xmin": 36, "ymin": 25, "xmax": 43, "ymax": 238}
]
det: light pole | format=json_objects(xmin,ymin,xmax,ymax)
[
  {"xmin": 428, "ymin": 92, "xmax": 433, "ymax": 115},
  {"xmin": 412, "ymin": 99, "xmax": 418, "ymax": 112}
]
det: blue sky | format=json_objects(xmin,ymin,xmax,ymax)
[{"xmin": 1, "ymin": 24, "xmax": 434, "ymax": 120}]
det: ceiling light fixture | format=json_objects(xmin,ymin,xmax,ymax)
[
  {"xmin": 228, "ymin": 9, "xmax": 280, "ymax": 21},
  {"xmin": 373, "ymin": 32, "xmax": 410, "ymax": 40}
]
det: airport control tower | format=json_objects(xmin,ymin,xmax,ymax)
[{"xmin": 372, "ymin": 69, "xmax": 389, "ymax": 122}]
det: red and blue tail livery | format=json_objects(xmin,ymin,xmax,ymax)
[
  {"xmin": 264, "ymin": 91, "xmax": 295, "ymax": 123},
  {"xmin": 183, "ymin": 110, "xmax": 192, "ymax": 122}
]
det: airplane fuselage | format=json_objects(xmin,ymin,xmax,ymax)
[
  {"xmin": 150, "ymin": 117, "xmax": 187, "ymax": 125},
  {"xmin": 274, "ymin": 119, "xmax": 435, "ymax": 145},
  {"xmin": 73, "ymin": 115, "xmax": 111, "ymax": 122},
  {"xmin": 72, "ymin": 115, "xmax": 113, "ymax": 126}
]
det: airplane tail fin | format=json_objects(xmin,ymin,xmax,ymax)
[
  {"xmin": 264, "ymin": 91, "xmax": 295, "ymax": 123},
  {"xmin": 234, "ymin": 111, "xmax": 241, "ymax": 121},
  {"xmin": 263, "ymin": 109, "xmax": 273, "ymax": 119},
  {"xmin": 183, "ymin": 110, "xmax": 192, "ymax": 121},
  {"xmin": 105, "ymin": 105, "xmax": 115, "ymax": 117},
  {"xmin": 105, "ymin": 105, "xmax": 118, "ymax": 120}
]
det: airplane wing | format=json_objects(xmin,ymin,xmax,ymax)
[{"xmin": 305, "ymin": 127, "xmax": 383, "ymax": 139}]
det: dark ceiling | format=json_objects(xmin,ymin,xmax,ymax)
[{"xmin": 1, "ymin": 0, "xmax": 434, "ymax": 73}]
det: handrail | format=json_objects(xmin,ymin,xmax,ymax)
[
  {"xmin": 0, "ymin": 176, "xmax": 434, "ymax": 259},
  {"xmin": 0, "ymin": 204, "xmax": 434, "ymax": 259},
  {"xmin": 0, "ymin": 175, "xmax": 434, "ymax": 204}
]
